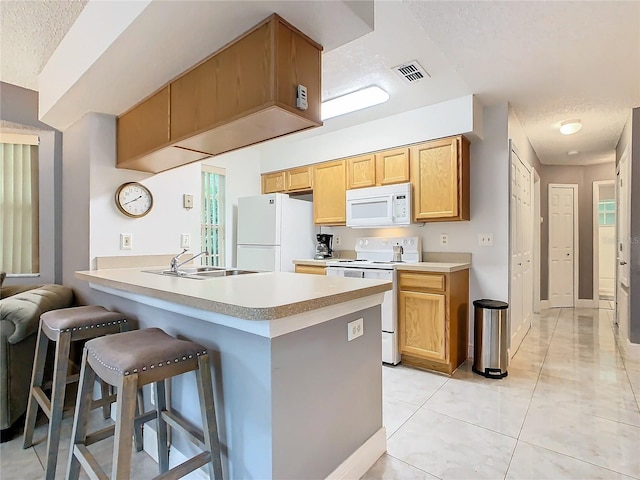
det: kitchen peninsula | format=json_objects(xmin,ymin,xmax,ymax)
[{"xmin": 75, "ymin": 268, "xmax": 391, "ymax": 479}]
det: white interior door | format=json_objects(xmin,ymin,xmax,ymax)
[
  {"xmin": 616, "ymin": 148, "xmax": 630, "ymax": 334},
  {"xmin": 510, "ymin": 147, "xmax": 533, "ymax": 353},
  {"xmin": 549, "ymin": 185, "xmax": 576, "ymax": 307}
]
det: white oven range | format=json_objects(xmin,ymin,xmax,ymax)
[{"xmin": 326, "ymin": 236, "xmax": 422, "ymax": 364}]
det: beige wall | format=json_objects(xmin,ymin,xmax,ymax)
[{"xmin": 539, "ymin": 163, "xmax": 615, "ymax": 300}]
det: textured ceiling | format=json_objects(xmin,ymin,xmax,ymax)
[
  {"xmin": 0, "ymin": 0, "xmax": 87, "ymax": 91},
  {"xmin": 404, "ymin": 0, "xmax": 640, "ymax": 165},
  {"xmin": 1, "ymin": 0, "xmax": 638, "ymax": 166}
]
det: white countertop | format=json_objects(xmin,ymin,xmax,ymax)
[
  {"xmin": 294, "ymin": 259, "xmax": 470, "ymax": 273},
  {"xmin": 75, "ymin": 268, "xmax": 391, "ymax": 321},
  {"xmin": 396, "ymin": 262, "xmax": 470, "ymax": 273}
]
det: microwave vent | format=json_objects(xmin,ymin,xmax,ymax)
[{"xmin": 391, "ymin": 60, "xmax": 430, "ymax": 84}]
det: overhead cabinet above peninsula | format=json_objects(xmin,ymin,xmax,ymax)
[{"xmin": 117, "ymin": 14, "xmax": 322, "ymax": 173}]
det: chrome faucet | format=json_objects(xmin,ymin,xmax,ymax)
[{"xmin": 170, "ymin": 249, "xmax": 209, "ymax": 273}]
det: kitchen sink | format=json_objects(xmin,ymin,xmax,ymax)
[{"xmin": 143, "ymin": 268, "xmax": 258, "ymax": 280}]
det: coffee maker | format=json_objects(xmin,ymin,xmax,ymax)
[{"xmin": 314, "ymin": 234, "xmax": 333, "ymax": 259}]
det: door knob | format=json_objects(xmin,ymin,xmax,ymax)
[{"xmin": 620, "ymin": 261, "xmax": 628, "ymax": 265}]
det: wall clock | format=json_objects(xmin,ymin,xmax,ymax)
[{"xmin": 115, "ymin": 182, "xmax": 153, "ymax": 218}]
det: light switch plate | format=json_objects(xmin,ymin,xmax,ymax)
[
  {"xmin": 120, "ymin": 233, "xmax": 133, "ymax": 250},
  {"xmin": 183, "ymin": 194, "xmax": 193, "ymax": 209},
  {"xmin": 180, "ymin": 234, "xmax": 191, "ymax": 249}
]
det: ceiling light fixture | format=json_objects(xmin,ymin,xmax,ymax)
[
  {"xmin": 560, "ymin": 120, "xmax": 583, "ymax": 135},
  {"xmin": 567, "ymin": 150, "xmax": 579, "ymax": 156},
  {"xmin": 321, "ymin": 86, "xmax": 390, "ymax": 120}
]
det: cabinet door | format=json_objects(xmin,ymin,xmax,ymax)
[
  {"xmin": 286, "ymin": 166, "xmax": 313, "ymax": 192},
  {"xmin": 410, "ymin": 137, "xmax": 460, "ymax": 221},
  {"xmin": 313, "ymin": 160, "xmax": 346, "ymax": 225},
  {"xmin": 294, "ymin": 265, "xmax": 326, "ymax": 275},
  {"xmin": 398, "ymin": 290, "xmax": 447, "ymax": 362},
  {"xmin": 262, "ymin": 172, "xmax": 286, "ymax": 194},
  {"xmin": 117, "ymin": 86, "xmax": 170, "ymax": 165},
  {"xmin": 376, "ymin": 147, "xmax": 409, "ymax": 185},
  {"xmin": 346, "ymin": 154, "xmax": 376, "ymax": 189}
]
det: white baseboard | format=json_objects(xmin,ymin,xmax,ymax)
[
  {"xmin": 576, "ymin": 299, "xmax": 598, "ymax": 308},
  {"xmin": 325, "ymin": 427, "xmax": 387, "ymax": 480},
  {"xmin": 540, "ymin": 300, "xmax": 550, "ymax": 310},
  {"xmin": 144, "ymin": 424, "xmax": 386, "ymax": 480},
  {"xmin": 143, "ymin": 424, "xmax": 208, "ymax": 480}
]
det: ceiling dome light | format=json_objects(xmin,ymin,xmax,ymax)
[
  {"xmin": 560, "ymin": 120, "xmax": 582, "ymax": 135},
  {"xmin": 567, "ymin": 150, "xmax": 579, "ymax": 156}
]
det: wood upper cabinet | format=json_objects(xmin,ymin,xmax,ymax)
[
  {"xmin": 261, "ymin": 166, "xmax": 312, "ymax": 194},
  {"xmin": 313, "ymin": 160, "xmax": 346, "ymax": 225},
  {"xmin": 376, "ymin": 147, "xmax": 410, "ymax": 185},
  {"xmin": 286, "ymin": 166, "xmax": 313, "ymax": 192},
  {"xmin": 346, "ymin": 154, "xmax": 376, "ymax": 189},
  {"xmin": 397, "ymin": 269, "xmax": 469, "ymax": 375},
  {"xmin": 117, "ymin": 87, "xmax": 171, "ymax": 166},
  {"xmin": 117, "ymin": 14, "xmax": 322, "ymax": 173},
  {"xmin": 346, "ymin": 148, "xmax": 409, "ymax": 189},
  {"xmin": 262, "ymin": 172, "xmax": 286, "ymax": 194},
  {"xmin": 410, "ymin": 136, "xmax": 470, "ymax": 222}
]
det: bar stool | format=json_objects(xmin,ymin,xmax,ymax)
[
  {"xmin": 22, "ymin": 305, "xmax": 134, "ymax": 480},
  {"xmin": 67, "ymin": 327, "xmax": 223, "ymax": 480}
]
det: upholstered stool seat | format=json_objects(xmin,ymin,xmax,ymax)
[
  {"xmin": 23, "ymin": 305, "xmax": 134, "ymax": 480},
  {"xmin": 67, "ymin": 328, "xmax": 223, "ymax": 480}
]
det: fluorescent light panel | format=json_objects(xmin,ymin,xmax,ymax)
[{"xmin": 322, "ymin": 86, "xmax": 389, "ymax": 120}]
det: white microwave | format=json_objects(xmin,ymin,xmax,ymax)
[{"xmin": 346, "ymin": 182, "xmax": 412, "ymax": 228}]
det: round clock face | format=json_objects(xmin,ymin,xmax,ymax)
[{"xmin": 115, "ymin": 182, "xmax": 153, "ymax": 218}]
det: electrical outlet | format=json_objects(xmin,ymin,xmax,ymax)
[
  {"xmin": 180, "ymin": 233, "xmax": 191, "ymax": 249},
  {"xmin": 335, "ymin": 235, "xmax": 341, "ymax": 246},
  {"xmin": 479, "ymin": 233, "xmax": 494, "ymax": 246},
  {"xmin": 347, "ymin": 318, "xmax": 364, "ymax": 341},
  {"xmin": 440, "ymin": 234, "xmax": 448, "ymax": 246},
  {"xmin": 120, "ymin": 233, "xmax": 133, "ymax": 250},
  {"xmin": 183, "ymin": 194, "xmax": 193, "ymax": 209}
]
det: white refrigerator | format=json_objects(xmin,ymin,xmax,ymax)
[{"xmin": 236, "ymin": 193, "xmax": 315, "ymax": 272}]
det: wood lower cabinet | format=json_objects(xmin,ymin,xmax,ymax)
[
  {"xmin": 397, "ymin": 269, "xmax": 469, "ymax": 375},
  {"xmin": 294, "ymin": 264, "xmax": 326, "ymax": 275},
  {"xmin": 313, "ymin": 160, "xmax": 346, "ymax": 225},
  {"xmin": 410, "ymin": 136, "xmax": 470, "ymax": 222}
]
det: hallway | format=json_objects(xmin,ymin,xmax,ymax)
[{"xmin": 366, "ymin": 307, "xmax": 640, "ymax": 479}]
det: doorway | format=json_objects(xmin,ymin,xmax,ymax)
[
  {"xmin": 548, "ymin": 184, "xmax": 578, "ymax": 308},
  {"xmin": 593, "ymin": 181, "xmax": 616, "ymax": 305}
]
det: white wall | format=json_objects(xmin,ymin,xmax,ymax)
[
  {"xmin": 258, "ymin": 99, "xmax": 511, "ymax": 353},
  {"xmin": 63, "ymin": 113, "xmax": 261, "ymax": 297},
  {"xmin": 260, "ymin": 95, "xmax": 480, "ymax": 172},
  {"xmin": 201, "ymin": 149, "xmax": 261, "ymax": 267}
]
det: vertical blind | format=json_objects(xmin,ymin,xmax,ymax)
[
  {"xmin": 1, "ymin": 135, "xmax": 40, "ymax": 274},
  {"xmin": 201, "ymin": 165, "xmax": 225, "ymax": 267}
]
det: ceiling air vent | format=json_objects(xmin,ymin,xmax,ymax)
[{"xmin": 391, "ymin": 60, "xmax": 430, "ymax": 84}]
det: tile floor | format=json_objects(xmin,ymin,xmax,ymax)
[
  {"xmin": 365, "ymin": 307, "xmax": 640, "ymax": 480},
  {"xmin": 1, "ymin": 307, "xmax": 639, "ymax": 479}
]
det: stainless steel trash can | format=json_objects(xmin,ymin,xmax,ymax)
[{"xmin": 472, "ymin": 299, "xmax": 509, "ymax": 379}]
